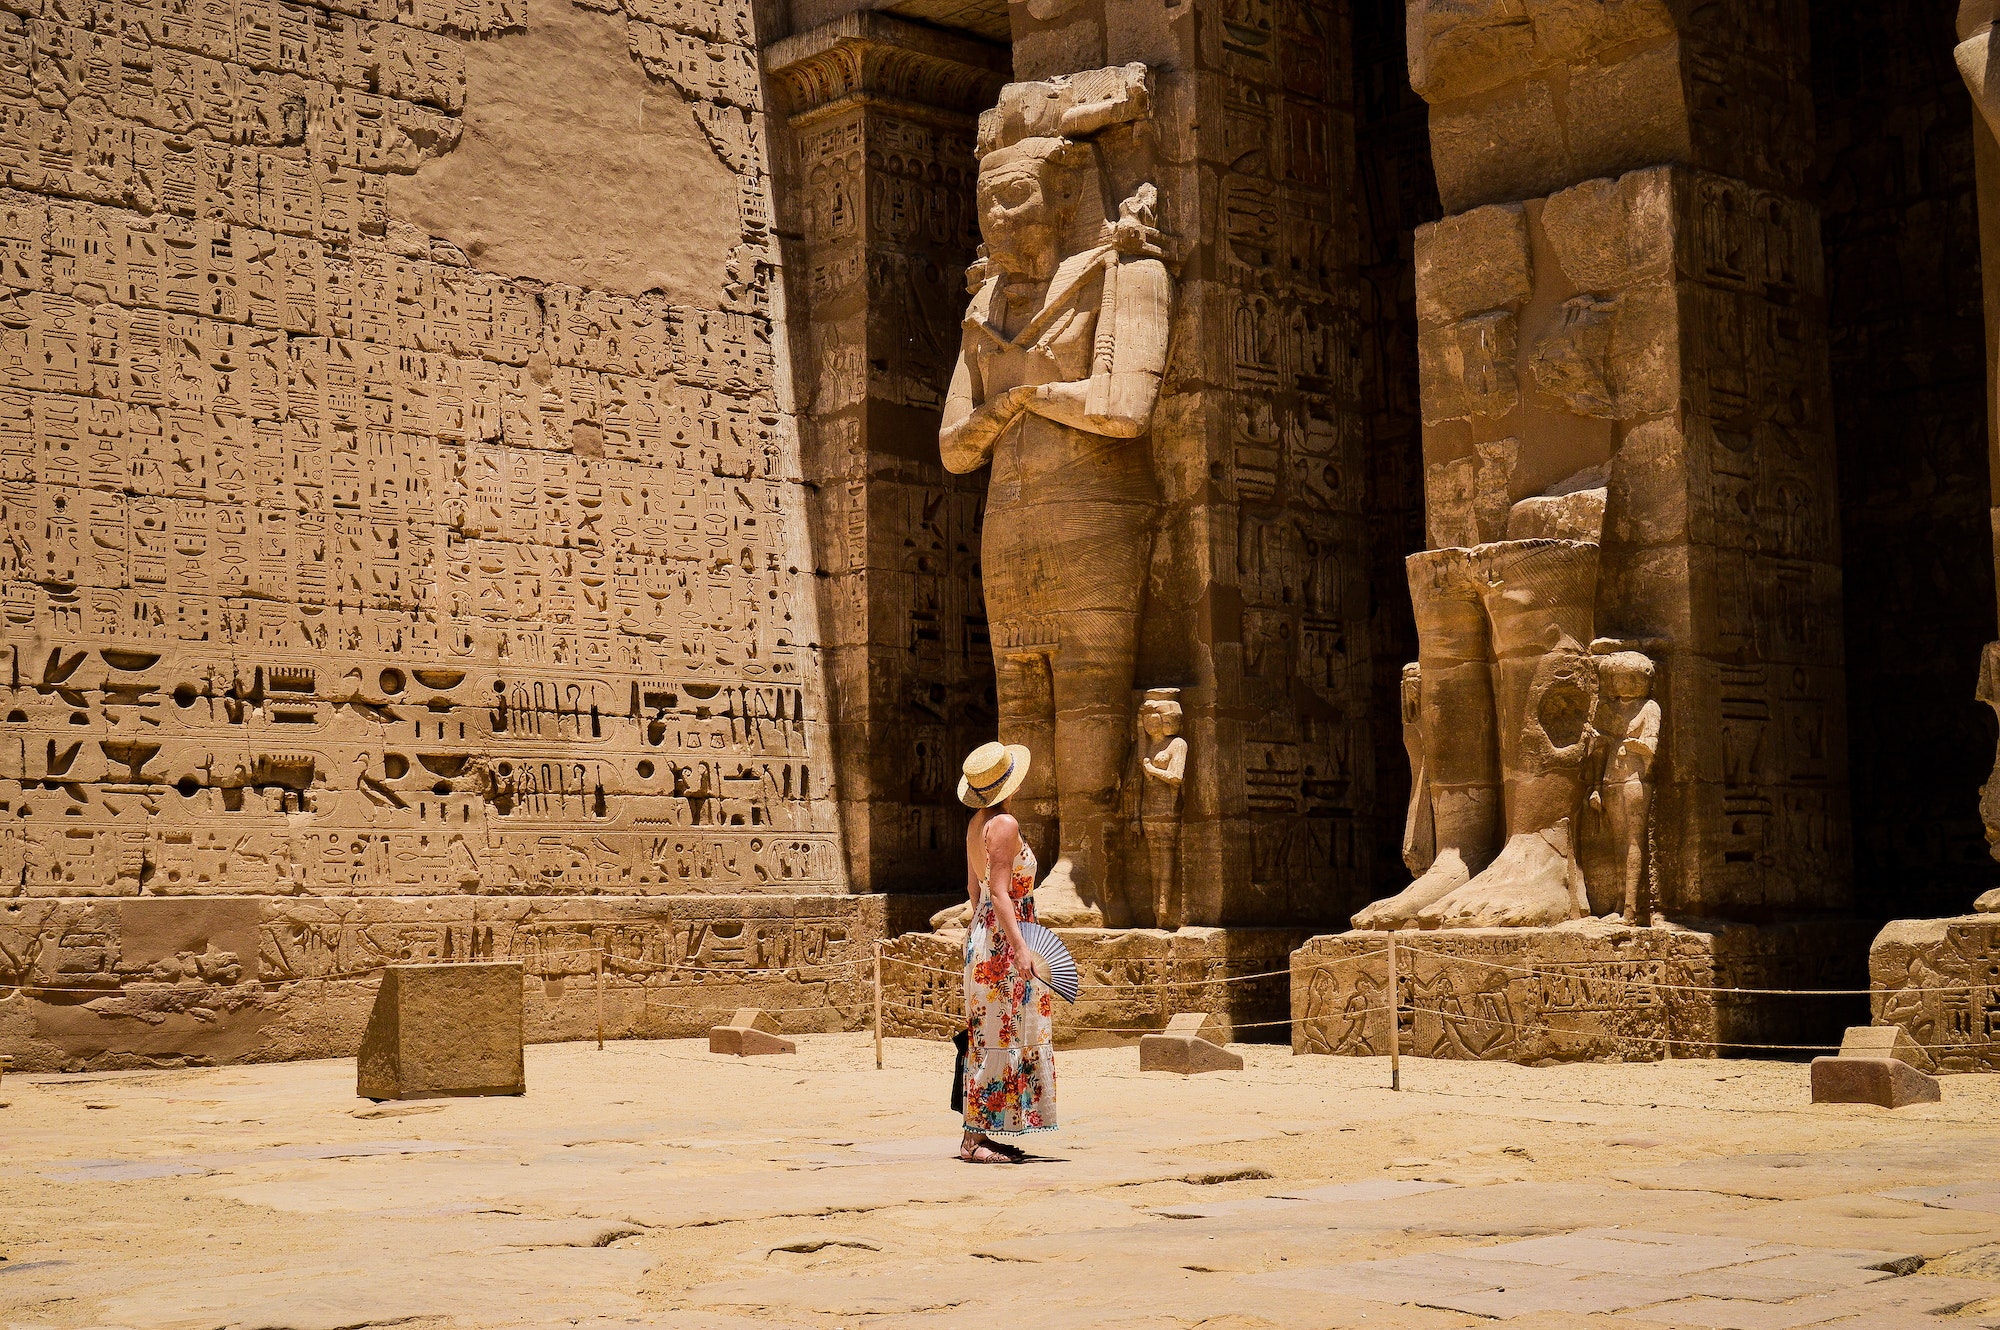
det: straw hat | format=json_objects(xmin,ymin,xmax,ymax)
[{"xmin": 958, "ymin": 741, "xmax": 1032, "ymax": 809}]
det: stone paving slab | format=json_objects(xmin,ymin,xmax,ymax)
[{"xmin": 4, "ymin": 1037, "xmax": 2000, "ymax": 1330}]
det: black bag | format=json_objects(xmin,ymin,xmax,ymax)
[{"xmin": 950, "ymin": 1028, "xmax": 969, "ymax": 1112}]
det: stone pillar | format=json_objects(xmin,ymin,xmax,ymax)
[
  {"xmin": 998, "ymin": 0, "xmax": 1378, "ymax": 928},
  {"xmin": 765, "ymin": 16, "xmax": 1008, "ymax": 895},
  {"xmin": 1356, "ymin": 0, "xmax": 1849, "ymax": 923}
]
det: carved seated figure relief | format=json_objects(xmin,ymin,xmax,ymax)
[{"xmin": 939, "ymin": 66, "xmax": 1172, "ymax": 927}]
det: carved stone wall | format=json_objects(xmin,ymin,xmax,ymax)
[
  {"xmin": 1871, "ymin": 913, "xmax": 2000, "ymax": 1073},
  {"xmin": 1814, "ymin": 2, "xmax": 1996, "ymax": 922},
  {"xmin": 1295, "ymin": 919, "xmax": 1871, "ymax": 1063},
  {"xmin": 882, "ymin": 923, "xmax": 1306, "ymax": 1045},
  {"xmin": 766, "ymin": 13, "xmax": 1006, "ymax": 896},
  {"xmin": 0, "ymin": 0, "xmax": 855, "ymax": 1066}
]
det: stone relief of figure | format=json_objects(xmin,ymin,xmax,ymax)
[
  {"xmin": 1137, "ymin": 687, "xmax": 1186, "ymax": 930},
  {"xmin": 1581, "ymin": 650, "xmax": 1660, "ymax": 924},
  {"xmin": 939, "ymin": 66, "xmax": 1172, "ymax": 927},
  {"xmin": 1401, "ymin": 661, "xmax": 1436, "ymax": 877}
]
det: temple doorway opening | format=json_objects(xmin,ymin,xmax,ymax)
[{"xmin": 1814, "ymin": 1, "xmax": 2000, "ymax": 923}]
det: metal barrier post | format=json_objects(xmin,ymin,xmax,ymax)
[
  {"xmin": 1388, "ymin": 933, "xmax": 1401, "ymax": 1092},
  {"xmin": 873, "ymin": 940, "xmax": 884, "ymax": 1070}
]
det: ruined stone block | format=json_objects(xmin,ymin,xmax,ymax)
[
  {"xmin": 1294, "ymin": 921, "xmax": 1874, "ymax": 1064},
  {"xmin": 1838, "ymin": 1024, "xmax": 1928, "ymax": 1068},
  {"xmin": 882, "ymin": 927, "xmax": 1308, "ymax": 1048},
  {"xmin": 1138, "ymin": 1012, "xmax": 1242, "ymax": 1074},
  {"xmin": 1870, "ymin": 916, "xmax": 2000, "ymax": 1073},
  {"xmin": 1810, "ymin": 1056, "xmax": 1940, "ymax": 1109},
  {"xmin": 709, "ymin": 1008, "xmax": 796, "ymax": 1055},
  {"xmin": 356, "ymin": 963, "xmax": 525, "ymax": 1101}
]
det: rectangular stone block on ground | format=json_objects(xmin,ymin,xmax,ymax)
[
  {"xmin": 0, "ymin": 894, "xmax": 889, "ymax": 1072},
  {"xmin": 881, "ymin": 927, "xmax": 1308, "ymax": 1046},
  {"xmin": 1870, "ymin": 916, "xmax": 2000, "ymax": 1073},
  {"xmin": 708, "ymin": 1008, "xmax": 797, "ymax": 1055},
  {"xmin": 1292, "ymin": 920, "xmax": 1874, "ymax": 1063},
  {"xmin": 1138, "ymin": 1011, "xmax": 1243, "ymax": 1073},
  {"xmin": 1809, "ymin": 1055, "xmax": 1940, "ymax": 1108},
  {"xmin": 357, "ymin": 963, "xmax": 525, "ymax": 1101}
]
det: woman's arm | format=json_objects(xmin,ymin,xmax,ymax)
[
  {"xmin": 965, "ymin": 811, "xmax": 983, "ymax": 907},
  {"xmin": 982, "ymin": 815, "xmax": 1040, "ymax": 979}
]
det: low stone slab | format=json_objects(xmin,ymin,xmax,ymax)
[
  {"xmin": 1138, "ymin": 1011, "xmax": 1243, "ymax": 1074},
  {"xmin": 1869, "ymin": 915, "xmax": 1998, "ymax": 1073},
  {"xmin": 709, "ymin": 1008, "xmax": 796, "ymax": 1056},
  {"xmin": 882, "ymin": 926, "xmax": 1308, "ymax": 1046},
  {"xmin": 1139, "ymin": 1033, "xmax": 1244, "ymax": 1074},
  {"xmin": 1293, "ymin": 918, "xmax": 1873, "ymax": 1064},
  {"xmin": 1810, "ymin": 1056, "xmax": 1940, "ymax": 1108},
  {"xmin": 1837, "ymin": 1023, "xmax": 1928, "ymax": 1068},
  {"xmin": 0, "ymin": 893, "xmax": 888, "ymax": 1073},
  {"xmin": 356, "ymin": 962, "xmax": 525, "ymax": 1101}
]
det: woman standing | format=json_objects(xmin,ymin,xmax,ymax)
[{"xmin": 956, "ymin": 742, "xmax": 1056, "ymax": 1164}]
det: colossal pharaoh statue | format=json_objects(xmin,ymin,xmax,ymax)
[{"xmin": 940, "ymin": 66, "xmax": 1171, "ymax": 927}]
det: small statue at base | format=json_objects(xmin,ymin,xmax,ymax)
[
  {"xmin": 1138, "ymin": 688, "xmax": 1187, "ymax": 930},
  {"xmin": 1583, "ymin": 650, "xmax": 1660, "ymax": 924}
]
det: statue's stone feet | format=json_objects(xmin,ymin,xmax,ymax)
[
  {"xmin": 1977, "ymin": 887, "xmax": 2000, "ymax": 915},
  {"xmin": 1417, "ymin": 830, "xmax": 1579, "ymax": 929},
  {"xmin": 1351, "ymin": 849, "xmax": 1477, "ymax": 930},
  {"xmin": 1032, "ymin": 858, "xmax": 1105, "ymax": 928}
]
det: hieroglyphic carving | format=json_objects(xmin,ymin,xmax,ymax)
[
  {"xmin": 1872, "ymin": 915, "xmax": 2000, "ymax": 1074},
  {"xmin": 0, "ymin": 893, "xmax": 881, "ymax": 1068},
  {"xmin": 0, "ymin": 0, "xmax": 849, "ymax": 1071},
  {"xmin": 1297, "ymin": 920, "xmax": 1871, "ymax": 1063}
]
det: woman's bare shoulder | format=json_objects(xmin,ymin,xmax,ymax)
[{"xmin": 981, "ymin": 812, "xmax": 1021, "ymax": 843}]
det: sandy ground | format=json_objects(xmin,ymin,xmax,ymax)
[{"xmin": 4, "ymin": 1036, "xmax": 2000, "ymax": 1329}]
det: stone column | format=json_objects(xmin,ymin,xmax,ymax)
[
  {"xmin": 1376, "ymin": 0, "xmax": 1849, "ymax": 921},
  {"xmin": 1000, "ymin": 0, "xmax": 1378, "ymax": 929},
  {"xmin": 765, "ymin": 15, "xmax": 1008, "ymax": 896}
]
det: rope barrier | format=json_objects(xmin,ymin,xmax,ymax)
[
  {"xmin": 1390, "ymin": 942, "xmax": 1986, "ymax": 998},
  {"xmin": 13, "ymin": 936, "xmax": 1988, "ymax": 1003},
  {"xmin": 1394, "ymin": 1001, "xmax": 1843, "ymax": 1054},
  {"xmin": 880, "ymin": 947, "xmax": 1392, "ymax": 988}
]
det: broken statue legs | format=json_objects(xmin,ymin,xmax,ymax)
[
  {"xmin": 1423, "ymin": 540, "xmax": 1598, "ymax": 927},
  {"xmin": 1353, "ymin": 553, "xmax": 1500, "ymax": 928},
  {"xmin": 1356, "ymin": 540, "xmax": 1602, "ymax": 931}
]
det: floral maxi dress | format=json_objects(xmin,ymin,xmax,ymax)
[{"xmin": 963, "ymin": 841, "xmax": 1058, "ymax": 1135}]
